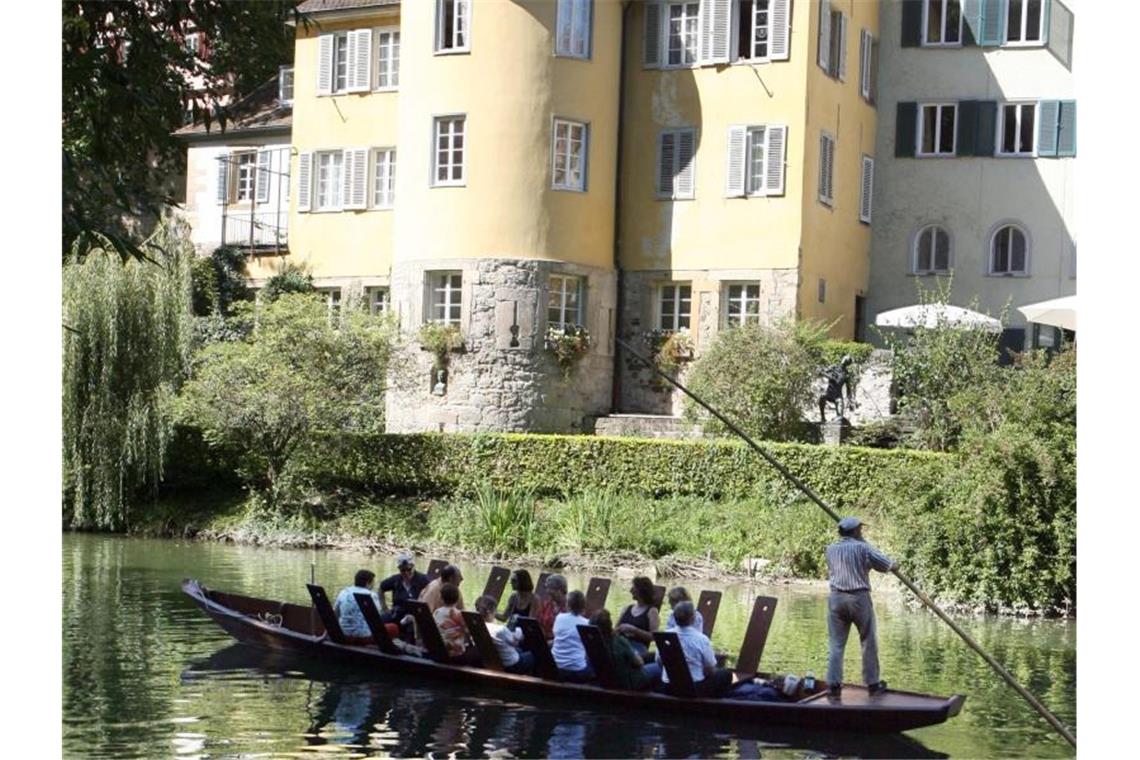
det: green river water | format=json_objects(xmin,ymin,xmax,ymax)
[{"xmin": 62, "ymin": 534, "xmax": 1075, "ymax": 758}]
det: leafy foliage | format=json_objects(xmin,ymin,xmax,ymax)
[
  {"xmin": 191, "ymin": 246, "xmax": 250, "ymax": 317},
  {"xmin": 544, "ymin": 325, "xmax": 591, "ymax": 377},
  {"xmin": 417, "ymin": 323, "xmax": 464, "ymax": 369},
  {"xmin": 259, "ymin": 262, "xmax": 315, "ymax": 302},
  {"xmin": 176, "ymin": 293, "xmax": 397, "ymax": 507},
  {"xmin": 63, "ymin": 220, "xmax": 194, "ymax": 529}
]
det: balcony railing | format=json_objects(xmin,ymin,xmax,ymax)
[{"xmin": 221, "ymin": 210, "xmax": 288, "ymax": 249}]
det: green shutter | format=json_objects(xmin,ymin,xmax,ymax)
[
  {"xmin": 1037, "ymin": 100, "xmax": 1060, "ymax": 157},
  {"xmin": 895, "ymin": 102, "xmax": 917, "ymax": 158},
  {"xmin": 900, "ymin": 0, "xmax": 922, "ymax": 47},
  {"xmin": 1057, "ymin": 101, "xmax": 1076, "ymax": 157},
  {"xmin": 957, "ymin": 101, "xmax": 979, "ymax": 156},
  {"xmin": 974, "ymin": 101, "xmax": 997, "ymax": 156}
]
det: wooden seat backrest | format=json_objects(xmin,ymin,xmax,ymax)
[
  {"xmin": 425, "ymin": 559, "xmax": 448, "ymax": 582},
  {"xmin": 480, "ymin": 566, "xmax": 511, "ymax": 604},
  {"xmin": 354, "ymin": 592, "xmax": 402, "ymax": 655},
  {"xmin": 534, "ymin": 572, "xmax": 552, "ymax": 601},
  {"xmin": 577, "ymin": 624, "xmax": 619, "ymax": 689},
  {"xmin": 306, "ymin": 584, "xmax": 347, "ymax": 644},
  {"xmin": 461, "ymin": 611, "xmax": 504, "ymax": 671},
  {"xmin": 653, "ymin": 631, "xmax": 697, "ymax": 698},
  {"xmin": 404, "ymin": 599, "xmax": 450, "ymax": 663},
  {"xmin": 516, "ymin": 616, "xmax": 559, "ymax": 680},
  {"xmin": 734, "ymin": 595, "xmax": 778, "ymax": 676},
  {"xmin": 696, "ymin": 590, "xmax": 722, "ymax": 638},
  {"xmin": 651, "ymin": 585, "xmax": 667, "ymax": 610},
  {"xmin": 584, "ymin": 577, "xmax": 611, "ymax": 617}
]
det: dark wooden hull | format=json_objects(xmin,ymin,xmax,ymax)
[{"xmin": 183, "ymin": 579, "xmax": 966, "ymax": 734}]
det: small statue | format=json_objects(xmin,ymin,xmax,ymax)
[
  {"xmin": 431, "ymin": 368, "xmax": 447, "ymax": 396},
  {"xmin": 818, "ymin": 355, "xmax": 856, "ymax": 423}
]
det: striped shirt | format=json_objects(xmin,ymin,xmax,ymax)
[{"xmin": 826, "ymin": 537, "xmax": 895, "ymax": 592}]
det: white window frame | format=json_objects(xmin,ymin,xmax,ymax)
[
  {"xmin": 664, "ymin": 1, "xmax": 701, "ymax": 68},
  {"xmin": 745, "ymin": 126, "xmax": 770, "ymax": 196},
  {"xmin": 723, "ymin": 282, "xmax": 762, "ymax": 327},
  {"xmin": 372, "ymin": 148, "xmax": 396, "ymax": 209},
  {"xmin": 1003, "ymin": 0, "xmax": 1046, "ymax": 46},
  {"xmin": 818, "ymin": 131, "xmax": 835, "ymax": 206},
  {"xmin": 734, "ymin": 0, "xmax": 775, "ymax": 61},
  {"xmin": 989, "ymin": 224, "xmax": 1030, "ymax": 276},
  {"xmin": 278, "ymin": 65, "xmax": 294, "ymax": 104},
  {"xmin": 367, "ymin": 286, "xmax": 391, "ymax": 315},
  {"xmin": 547, "ymin": 274, "xmax": 585, "ymax": 330},
  {"xmin": 921, "ymin": 0, "xmax": 963, "ymax": 47},
  {"xmin": 321, "ymin": 287, "xmax": 343, "ymax": 316},
  {"xmin": 912, "ymin": 225, "xmax": 952, "ymax": 275},
  {"xmin": 859, "ymin": 29, "xmax": 875, "ymax": 101},
  {"xmin": 233, "ymin": 151, "xmax": 257, "ymax": 202},
  {"xmin": 996, "ymin": 102, "xmax": 1038, "ymax": 157},
  {"xmin": 916, "ymin": 103, "xmax": 957, "ymax": 158},
  {"xmin": 432, "ymin": 115, "xmax": 467, "ymax": 187},
  {"xmin": 333, "ymin": 31, "xmax": 350, "ymax": 93},
  {"xmin": 556, "ymin": 0, "xmax": 593, "ymax": 59},
  {"xmin": 552, "ymin": 118, "xmax": 589, "ymax": 192},
  {"xmin": 435, "ymin": 0, "xmax": 471, "ymax": 54},
  {"xmin": 657, "ymin": 283, "xmax": 693, "ymax": 332},
  {"xmin": 374, "ymin": 27, "xmax": 400, "ymax": 91},
  {"xmin": 315, "ymin": 150, "xmax": 345, "ymax": 211},
  {"xmin": 427, "ymin": 271, "xmax": 464, "ymax": 325}
]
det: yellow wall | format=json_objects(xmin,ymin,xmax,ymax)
[
  {"xmin": 799, "ymin": 0, "xmax": 879, "ymax": 336},
  {"xmin": 618, "ymin": 0, "xmax": 812, "ymax": 273},
  {"xmin": 392, "ymin": 0, "xmax": 622, "ymax": 270}
]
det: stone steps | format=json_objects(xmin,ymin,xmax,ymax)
[{"xmin": 592, "ymin": 413, "xmax": 706, "ymax": 440}]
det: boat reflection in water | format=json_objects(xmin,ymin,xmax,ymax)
[{"xmin": 184, "ymin": 644, "xmax": 947, "ymax": 759}]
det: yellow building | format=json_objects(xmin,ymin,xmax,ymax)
[{"xmin": 225, "ymin": 0, "xmax": 879, "ymax": 431}]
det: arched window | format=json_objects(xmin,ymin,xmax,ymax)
[
  {"xmin": 990, "ymin": 224, "xmax": 1029, "ymax": 275},
  {"xmin": 913, "ymin": 225, "xmax": 951, "ymax": 274}
]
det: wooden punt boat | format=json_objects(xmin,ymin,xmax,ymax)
[{"xmin": 183, "ymin": 577, "xmax": 965, "ymax": 734}]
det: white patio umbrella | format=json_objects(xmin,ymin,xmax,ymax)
[
  {"xmin": 1017, "ymin": 295, "xmax": 1076, "ymax": 332},
  {"xmin": 874, "ymin": 303, "xmax": 1003, "ymax": 333}
]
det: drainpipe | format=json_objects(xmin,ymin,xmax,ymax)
[{"xmin": 611, "ymin": 1, "xmax": 633, "ymax": 414}]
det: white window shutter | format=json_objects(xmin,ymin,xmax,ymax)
[
  {"xmin": 770, "ymin": 0, "xmax": 790, "ymax": 60},
  {"xmin": 676, "ymin": 130, "xmax": 696, "ymax": 198},
  {"xmin": 644, "ymin": 1, "xmax": 661, "ymax": 67},
  {"xmin": 296, "ymin": 152, "xmax": 312, "ymax": 212},
  {"xmin": 859, "ymin": 30, "xmax": 869, "ymax": 98},
  {"xmin": 765, "ymin": 125, "xmax": 787, "ymax": 196},
  {"xmin": 725, "ymin": 126, "xmax": 747, "ymax": 197},
  {"xmin": 859, "ymin": 155, "xmax": 873, "ymax": 223},
  {"xmin": 317, "ymin": 34, "xmax": 333, "ymax": 95},
  {"xmin": 817, "ymin": 0, "xmax": 831, "ymax": 72},
  {"xmin": 215, "ymin": 154, "xmax": 229, "ymax": 204},
  {"xmin": 657, "ymin": 131, "xmax": 675, "ymax": 196},
  {"xmin": 700, "ymin": 0, "xmax": 731, "ymax": 64},
  {"xmin": 341, "ymin": 148, "xmax": 368, "ymax": 209},
  {"xmin": 256, "ymin": 150, "xmax": 271, "ymax": 203},
  {"xmin": 348, "ymin": 29, "xmax": 372, "ymax": 91},
  {"xmin": 575, "ymin": 0, "xmax": 592, "ymax": 57},
  {"xmin": 837, "ymin": 14, "xmax": 848, "ymax": 81}
]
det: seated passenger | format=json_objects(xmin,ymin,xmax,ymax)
[
  {"xmin": 433, "ymin": 583, "xmax": 478, "ymax": 664},
  {"xmin": 591, "ymin": 609, "xmax": 661, "ymax": 690},
  {"xmin": 536, "ymin": 574, "xmax": 568, "ymax": 640},
  {"xmin": 378, "ymin": 553, "xmax": 430, "ymax": 625},
  {"xmin": 657, "ymin": 601, "xmax": 734, "ymax": 698},
  {"xmin": 498, "ymin": 569, "xmax": 537, "ymax": 621},
  {"xmin": 551, "ymin": 590, "xmax": 594, "ymax": 682},
  {"xmin": 664, "ymin": 586, "xmax": 704, "ymax": 633},
  {"xmin": 617, "ymin": 576, "xmax": 659, "ymax": 658},
  {"xmin": 333, "ymin": 569, "xmax": 382, "ymax": 645},
  {"xmin": 419, "ymin": 564, "xmax": 465, "ymax": 613},
  {"xmin": 476, "ymin": 595, "xmax": 534, "ymax": 675}
]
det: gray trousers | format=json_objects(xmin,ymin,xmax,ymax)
[{"xmin": 826, "ymin": 589, "xmax": 880, "ymax": 686}]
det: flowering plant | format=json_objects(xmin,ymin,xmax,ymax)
[
  {"xmin": 544, "ymin": 325, "xmax": 590, "ymax": 377},
  {"xmin": 646, "ymin": 328, "xmax": 695, "ymax": 377}
]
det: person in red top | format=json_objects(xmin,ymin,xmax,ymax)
[{"xmin": 535, "ymin": 574, "xmax": 567, "ymax": 640}]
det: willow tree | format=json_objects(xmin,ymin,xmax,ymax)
[{"xmin": 63, "ymin": 222, "xmax": 193, "ymax": 529}]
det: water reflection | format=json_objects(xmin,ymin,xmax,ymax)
[{"xmin": 184, "ymin": 644, "xmax": 946, "ymax": 758}]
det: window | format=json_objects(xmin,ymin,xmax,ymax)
[
  {"xmin": 657, "ymin": 284, "xmax": 692, "ymax": 331},
  {"xmin": 736, "ymin": 0, "xmax": 772, "ymax": 60},
  {"xmin": 373, "ymin": 148, "xmax": 396, "ymax": 208},
  {"xmin": 234, "ymin": 152, "xmax": 256, "ymax": 202},
  {"xmin": 818, "ymin": 278, "xmax": 826, "ymax": 304},
  {"xmin": 315, "ymin": 151, "xmax": 345, "ymax": 210},
  {"xmin": 184, "ymin": 31, "xmax": 200, "ymax": 56},
  {"xmin": 376, "ymin": 29, "xmax": 400, "ymax": 89},
  {"xmin": 317, "ymin": 29, "xmax": 372, "ymax": 94},
  {"xmin": 917, "ymin": 103, "xmax": 956, "ymax": 157},
  {"xmin": 552, "ymin": 119, "xmax": 588, "ymax": 191},
  {"xmin": 990, "ymin": 225, "xmax": 1029, "ymax": 275},
  {"xmin": 725, "ymin": 283, "xmax": 762, "ymax": 326},
  {"xmin": 666, "ymin": 1, "xmax": 700, "ymax": 66},
  {"xmin": 334, "ymin": 32, "xmax": 349, "ymax": 92},
  {"xmin": 322, "ymin": 288, "xmax": 343, "ymax": 316},
  {"xmin": 1005, "ymin": 0, "xmax": 1044, "ymax": 45},
  {"xmin": 435, "ymin": 0, "xmax": 471, "ymax": 53},
  {"xmin": 726, "ymin": 125, "xmax": 786, "ymax": 197},
  {"xmin": 818, "ymin": 132, "xmax": 835, "ymax": 206},
  {"xmin": 913, "ymin": 225, "xmax": 951, "ymax": 274},
  {"xmin": 998, "ymin": 103, "xmax": 1037, "ymax": 156},
  {"xmin": 859, "ymin": 30, "xmax": 877, "ymax": 103},
  {"xmin": 279, "ymin": 65, "xmax": 294, "ymax": 104},
  {"xmin": 922, "ymin": 0, "xmax": 962, "ymax": 46},
  {"xmin": 817, "ymin": 1, "xmax": 846, "ymax": 80},
  {"xmin": 433, "ymin": 116, "xmax": 466, "ymax": 186},
  {"xmin": 859, "ymin": 155, "xmax": 874, "ymax": 224},
  {"xmin": 556, "ymin": 0, "xmax": 593, "ymax": 58},
  {"xmin": 657, "ymin": 128, "xmax": 696, "ymax": 199},
  {"xmin": 368, "ymin": 287, "xmax": 390, "ymax": 315},
  {"xmin": 428, "ymin": 272, "xmax": 463, "ymax": 325},
  {"xmin": 547, "ymin": 275, "xmax": 584, "ymax": 329}
]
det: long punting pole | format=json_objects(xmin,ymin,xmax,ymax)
[{"xmin": 615, "ymin": 338, "xmax": 1076, "ymax": 749}]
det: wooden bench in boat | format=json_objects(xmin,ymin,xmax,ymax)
[
  {"xmin": 653, "ymin": 630, "xmax": 697, "ymax": 698},
  {"xmin": 353, "ymin": 592, "xmax": 402, "ymax": 656},
  {"xmin": 697, "ymin": 590, "xmax": 721, "ymax": 637},
  {"xmin": 425, "ymin": 559, "xmax": 448, "ymax": 582},
  {"xmin": 534, "ymin": 572, "xmax": 552, "ymax": 601},
  {"xmin": 515, "ymin": 616, "xmax": 559, "ymax": 680},
  {"xmin": 577, "ymin": 624, "xmax": 620, "ymax": 689},
  {"xmin": 735, "ymin": 596, "xmax": 778, "ymax": 677},
  {"xmin": 480, "ymin": 566, "xmax": 511, "ymax": 604},
  {"xmin": 306, "ymin": 584, "xmax": 348, "ymax": 645},
  {"xmin": 461, "ymin": 611, "xmax": 504, "ymax": 671},
  {"xmin": 584, "ymin": 577, "xmax": 611, "ymax": 617},
  {"xmin": 404, "ymin": 600, "xmax": 450, "ymax": 663},
  {"xmin": 651, "ymin": 584, "xmax": 667, "ymax": 610}
]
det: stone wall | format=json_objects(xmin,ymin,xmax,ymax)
[{"xmin": 385, "ymin": 258, "xmax": 616, "ymax": 434}]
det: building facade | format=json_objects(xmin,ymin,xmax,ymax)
[{"xmin": 865, "ymin": 0, "xmax": 1077, "ymax": 354}]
